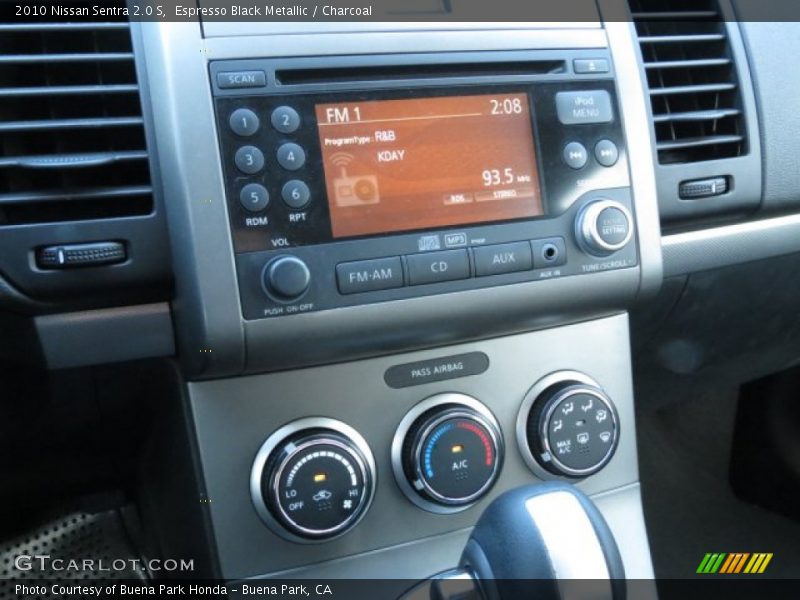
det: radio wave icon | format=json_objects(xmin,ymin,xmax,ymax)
[{"xmin": 330, "ymin": 152, "xmax": 355, "ymax": 168}]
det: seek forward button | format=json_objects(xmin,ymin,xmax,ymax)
[{"xmin": 337, "ymin": 257, "xmax": 404, "ymax": 294}]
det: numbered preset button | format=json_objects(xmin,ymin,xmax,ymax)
[
  {"xmin": 240, "ymin": 183, "xmax": 270, "ymax": 212},
  {"xmin": 276, "ymin": 143, "xmax": 306, "ymax": 170},
  {"xmin": 235, "ymin": 145, "xmax": 265, "ymax": 174},
  {"xmin": 271, "ymin": 106, "xmax": 301, "ymax": 134},
  {"xmin": 282, "ymin": 180, "xmax": 311, "ymax": 209},
  {"xmin": 229, "ymin": 108, "xmax": 260, "ymax": 137}
]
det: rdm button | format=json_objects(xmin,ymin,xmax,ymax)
[
  {"xmin": 407, "ymin": 249, "xmax": 470, "ymax": 286},
  {"xmin": 337, "ymin": 257, "xmax": 404, "ymax": 294}
]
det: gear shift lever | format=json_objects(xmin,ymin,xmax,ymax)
[{"xmin": 402, "ymin": 482, "xmax": 626, "ymax": 600}]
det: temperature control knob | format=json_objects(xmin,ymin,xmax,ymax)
[
  {"xmin": 393, "ymin": 394, "xmax": 503, "ymax": 513},
  {"xmin": 519, "ymin": 374, "xmax": 619, "ymax": 479},
  {"xmin": 251, "ymin": 419, "xmax": 375, "ymax": 542},
  {"xmin": 575, "ymin": 199, "xmax": 633, "ymax": 256}
]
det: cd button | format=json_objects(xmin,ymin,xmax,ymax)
[
  {"xmin": 406, "ymin": 249, "xmax": 470, "ymax": 286},
  {"xmin": 473, "ymin": 242, "xmax": 533, "ymax": 277},
  {"xmin": 277, "ymin": 143, "xmax": 306, "ymax": 170},
  {"xmin": 337, "ymin": 257, "xmax": 404, "ymax": 294},
  {"xmin": 563, "ymin": 142, "xmax": 588, "ymax": 169}
]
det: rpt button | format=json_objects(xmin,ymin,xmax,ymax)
[{"xmin": 337, "ymin": 257, "xmax": 404, "ymax": 294}]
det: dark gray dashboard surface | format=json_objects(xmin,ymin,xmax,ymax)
[{"xmin": 738, "ymin": 21, "xmax": 800, "ymax": 213}]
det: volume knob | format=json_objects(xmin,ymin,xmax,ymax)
[
  {"xmin": 575, "ymin": 200, "xmax": 633, "ymax": 256},
  {"xmin": 262, "ymin": 256, "xmax": 310, "ymax": 301}
]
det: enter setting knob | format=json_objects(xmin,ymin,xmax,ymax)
[
  {"xmin": 576, "ymin": 199, "xmax": 633, "ymax": 256},
  {"xmin": 263, "ymin": 256, "xmax": 310, "ymax": 301}
]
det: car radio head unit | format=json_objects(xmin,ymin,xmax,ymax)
[{"xmin": 210, "ymin": 51, "xmax": 638, "ymax": 321}]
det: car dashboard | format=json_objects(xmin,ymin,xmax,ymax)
[{"xmin": 2, "ymin": 0, "xmax": 800, "ymax": 595}]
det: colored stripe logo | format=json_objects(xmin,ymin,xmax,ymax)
[{"xmin": 697, "ymin": 553, "xmax": 773, "ymax": 574}]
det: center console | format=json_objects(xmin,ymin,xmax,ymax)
[{"xmin": 138, "ymin": 13, "xmax": 661, "ymax": 591}]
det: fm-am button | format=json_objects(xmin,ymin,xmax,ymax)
[{"xmin": 337, "ymin": 257, "xmax": 404, "ymax": 294}]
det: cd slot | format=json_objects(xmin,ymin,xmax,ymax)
[{"xmin": 275, "ymin": 60, "xmax": 567, "ymax": 86}]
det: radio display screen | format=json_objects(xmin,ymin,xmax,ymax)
[{"xmin": 315, "ymin": 93, "xmax": 543, "ymax": 239}]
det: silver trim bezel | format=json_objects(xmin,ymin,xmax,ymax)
[
  {"xmin": 516, "ymin": 371, "xmax": 618, "ymax": 480},
  {"xmin": 250, "ymin": 417, "xmax": 377, "ymax": 544},
  {"xmin": 391, "ymin": 393, "xmax": 504, "ymax": 515},
  {"xmin": 525, "ymin": 491, "xmax": 613, "ymax": 585}
]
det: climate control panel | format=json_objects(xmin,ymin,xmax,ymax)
[{"xmin": 250, "ymin": 374, "xmax": 619, "ymax": 542}]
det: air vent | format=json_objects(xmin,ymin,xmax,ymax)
[
  {"xmin": 629, "ymin": 0, "xmax": 747, "ymax": 165},
  {"xmin": 0, "ymin": 3, "xmax": 153, "ymax": 225}
]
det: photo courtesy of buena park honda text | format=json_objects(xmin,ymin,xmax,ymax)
[{"xmin": 2, "ymin": 0, "xmax": 800, "ymax": 599}]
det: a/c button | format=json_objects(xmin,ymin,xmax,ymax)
[
  {"xmin": 406, "ymin": 249, "xmax": 470, "ymax": 286},
  {"xmin": 337, "ymin": 257, "xmax": 403, "ymax": 294}
]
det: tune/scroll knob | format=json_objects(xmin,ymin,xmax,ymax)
[
  {"xmin": 262, "ymin": 255, "xmax": 310, "ymax": 301},
  {"xmin": 251, "ymin": 418, "xmax": 376, "ymax": 542},
  {"xmin": 392, "ymin": 394, "xmax": 503, "ymax": 514},
  {"xmin": 517, "ymin": 372, "xmax": 619, "ymax": 479},
  {"xmin": 575, "ymin": 199, "xmax": 633, "ymax": 256}
]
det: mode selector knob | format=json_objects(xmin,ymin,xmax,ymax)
[
  {"xmin": 518, "ymin": 374, "xmax": 620, "ymax": 479},
  {"xmin": 262, "ymin": 255, "xmax": 310, "ymax": 301},
  {"xmin": 575, "ymin": 199, "xmax": 633, "ymax": 256}
]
